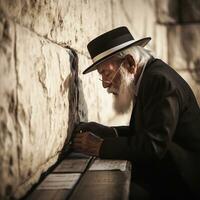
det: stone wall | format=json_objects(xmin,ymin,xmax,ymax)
[
  {"xmin": 157, "ymin": 0, "xmax": 200, "ymax": 102},
  {"xmin": 0, "ymin": 0, "xmax": 199, "ymax": 199}
]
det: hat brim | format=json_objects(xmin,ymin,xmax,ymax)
[{"xmin": 83, "ymin": 37, "xmax": 151, "ymax": 74}]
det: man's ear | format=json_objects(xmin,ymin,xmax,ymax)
[{"xmin": 124, "ymin": 54, "xmax": 135, "ymax": 74}]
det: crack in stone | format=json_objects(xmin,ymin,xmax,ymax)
[
  {"xmin": 15, "ymin": 151, "xmax": 60, "ymax": 196},
  {"xmin": 60, "ymin": 46, "xmax": 80, "ymax": 155},
  {"xmin": 38, "ymin": 41, "xmax": 48, "ymax": 96},
  {"xmin": 13, "ymin": 22, "xmax": 21, "ymax": 187},
  {"xmin": 57, "ymin": 45, "xmax": 88, "ymax": 159}
]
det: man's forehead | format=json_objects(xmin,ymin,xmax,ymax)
[{"xmin": 97, "ymin": 56, "xmax": 119, "ymax": 72}]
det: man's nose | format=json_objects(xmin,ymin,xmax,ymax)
[{"xmin": 102, "ymin": 80, "xmax": 111, "ymax": 88}]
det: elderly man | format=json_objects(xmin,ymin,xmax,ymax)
[{"xmin": 72, "ymin": 27, "xmax": 200, "ymax": 199}]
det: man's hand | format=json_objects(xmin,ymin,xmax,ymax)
[
  {"xmin": 72, "ymin": 131, "xmax": 104, "ymax": 156},
  {"xmin": 74, "ymin": 122, "xmax": 117, "ymax": 138}
]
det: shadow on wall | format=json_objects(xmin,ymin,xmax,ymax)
[
  {"xmin": 59, "ymin": 46, "xmax": 88, "ymax": 157},
  {"xmin": 179, "ymin": 21, "xmax": 200, "ymax": 85},
  {"xmin": 188, "ymin": 59, "xmax": 200, "ymax": 84}
]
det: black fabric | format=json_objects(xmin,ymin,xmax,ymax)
[
  {"xmin": 129, "ymin": 183, "xmax": 150, "ymax": 200},
  {"xmin": 74, "ymin": 122, "xmax": 117, "ymax": 138},
  {"xmin": 88, "ymin": 27, "xmax": 133, "ymax": 58},
  {"xmin": 99, "ymin": 59, "xmax": 200, "ymax": 199},
  {"xmin": 88, "ymin": 33, "xmax": 134, "ymax": 58}
]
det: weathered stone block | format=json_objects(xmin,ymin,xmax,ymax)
[
  {"xmin": 14, "ymin": 24, "xmax": 72, "ymax": 198},
  {"xmin": 0, "ymin": 0, "xmax": 113, "ymax": 55},
  {"xmin": 156, "ymin": 0, "xmax": 179, "ymax": 24},
  {"xmin": 180, "ymin": 0, "xmax": 200, "ymax": 22},
  {"xmin": 112, "ymin": 0, "xmax": 157, "ymax": 50},
  {"xmin": 168, "ymin": 24, "xmax": 200, "ymax": 105},
  {"xmin": 168, "ymin": 25, "xmax": 200, "ymax": 71},
  {"xmin": 155, "ymin": 24, "xmax": 168, "ymax": 62},
  {"xmin": 0, "ymin": 18, "xmax": 19, "ymax": 199},
  {"xmin": 0, "ymin": 19, "xmax": 74, "ymax": 198}
]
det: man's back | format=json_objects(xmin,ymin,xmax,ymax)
[
  {"xmin": 136, "ymin": 58, "xmax": 200, "ymax": 198},
  {"xmin": 141, "ymin": 58, "xmax": 200, "ymax": 151}
]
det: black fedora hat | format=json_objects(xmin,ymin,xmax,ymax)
[{"xmin": 83, "ymin": 26, "xmax": 151, "ymax": 74}]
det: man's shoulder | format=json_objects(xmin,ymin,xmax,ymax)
[
  {"xmin": 140, "ymin": 58, "xmax": 196, "ymax": 106},
  {"xmin": 143, "ymin": 58, "xmax": 183, "ymax": 85},
  {"xmin": 145, "ymin": 58, "xmax": 173, "ymax": 76}
]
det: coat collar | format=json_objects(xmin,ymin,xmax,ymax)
[{"xmin": 135, "ymin": 57, "xmax": 155, "ymax": 96}]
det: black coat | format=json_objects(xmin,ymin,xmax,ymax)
[{"xmin": 99, "ymin": 58, "xmax": 200, "ymax": 198}]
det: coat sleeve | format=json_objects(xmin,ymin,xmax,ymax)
[
  {"xmin": 99, "ymin": 74, "xmax": 180, "ymax": 164},
  {"xmin": 111, "ymin": 126, "xmax": 134, "ymax": 137}
]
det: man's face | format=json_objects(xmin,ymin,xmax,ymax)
[
  {"xmin": 97, "ymin": 57, "xmax": 122, "ymax": 95},
  {"xmin": 97, "ymin": 56, "xmax": 136, "ymax": 114}
]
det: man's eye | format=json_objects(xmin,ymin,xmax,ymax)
[{"xmin": 104, "ymin": 71, "xmax": 110, "ymax": 76}]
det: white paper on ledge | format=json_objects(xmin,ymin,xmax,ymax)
[
  {"xmin": 37, "ymin": 173, "xmax": 81, "ymax": 190},
  {"xmin": 89, "ymin": 159, "xmax": 127, "ymax": 171}
]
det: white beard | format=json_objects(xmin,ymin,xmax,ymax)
[{"xmin": 108, "ymin": 67, "xmax": 136, "ymax": 114}]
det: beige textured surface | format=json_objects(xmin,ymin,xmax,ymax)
[
  {"xmin": 168, "ymin": 25, "xmax": 200, "ymax": 70},
  {"xmin": 156, "ymin": 0, "xmax": 179, "ymax": 24},
  {"xmin": 155, "ymin": 24, "xmax": 168, "ymax": 63},
  {"xmin": 0, "ymin": 18, "xmax": 19, "ymax": 199},
  {"xmin": 112, "ymin": 0, "xmax": 157, "ymax": 49},
  {"xmin": 0, "ymin": 16, "xmax": 71, "ymax": 199},
  {"xmin": 15, "ymin": 24, "xmax": 71, "ymax": 197},
  {"xmin": 0, "ymin": 0, "xmax": 113, "ymax": 55},
  {"xmin": 168, "ymin": 24, "xmax": 200, "ymax": 104}
]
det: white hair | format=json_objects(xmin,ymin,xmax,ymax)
[{"xmin": 115, "ymin": 46, "xmax": 153, "ymax": 69}]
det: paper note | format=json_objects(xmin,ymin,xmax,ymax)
[
  {"xmin": 37, "ymin": 173, "xmax": 81, "ymax": 190},
  {"xmin": 53, "ymin": 159, "xmax": 90, "ymax": 173},
  {"xmin": 89, "ymin": 159, "xmax": 127, "ymax": 171}
]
